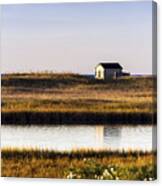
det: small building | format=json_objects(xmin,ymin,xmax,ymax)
[{"xmin": 95, "ymin": 62, "xmax": 123, "ymax": 80}]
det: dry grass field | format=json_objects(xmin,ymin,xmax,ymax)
[
  {"xmin": 1, "ymin": 73, "xmax": 156, "ymax": 124},
  {"xmin": 1, "ymin": 148, "xmax": 156, "ymax": 180}
]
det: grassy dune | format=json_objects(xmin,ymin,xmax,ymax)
[
  {"xmin": 1, "ymin": 73, "xmax": 157, "ymax": 124},
  {"xmin": 1, "ymin": 148, "xmax": 156, "ymax": 180}
]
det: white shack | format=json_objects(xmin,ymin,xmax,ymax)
[{"xmin": 95, "ymin": 62, "xmax": 123, "ymax": 80}]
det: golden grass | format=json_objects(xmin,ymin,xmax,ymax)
[
  {"xmin": 1, "ymin": 148, "xmax": 157, "ymax": 180},
  {"xmin": 1, "ymin": 73, "xmax": 156, "ymax": 114}
]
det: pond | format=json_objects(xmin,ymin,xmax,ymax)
[{"xmin": 1, "ymin": 124, "xmax": 156, "ymax": 151}]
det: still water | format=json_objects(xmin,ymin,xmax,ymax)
[{"xmin": 1, "ymin": 125, "xmax": 156, "ymax": 151}]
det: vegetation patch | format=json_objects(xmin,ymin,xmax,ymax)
[
  {"xmin": 1, "ymin": 148, "xmax": 156, "ymax": 180},
  {"xmin": 1, "ymin": 73, "xmax": 157, "ymax": 124}
]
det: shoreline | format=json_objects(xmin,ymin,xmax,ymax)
[
  {"xmin": 2, "ymin": 148, "xmax": 156, "ymax": 158},
  {"xmin": 1, "ymin": 111, "xmax": 156, "ymax": 125}
]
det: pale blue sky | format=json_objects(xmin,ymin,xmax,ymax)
[{"xmin": 1, "ymin": 1, "xmax": 154, "ymax": 74}]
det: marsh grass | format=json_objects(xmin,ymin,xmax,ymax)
[
  {"xmin": 1, "ymin": 73, "xmax": 157, "ymax": 124},
  {"xmin": 1, "ymin": 148, "xmax": 156, "ymax": 180}
]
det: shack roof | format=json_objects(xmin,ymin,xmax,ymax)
[{"xmin": 97, "ymin": 63, "xmax": 123, "ymax": 69}]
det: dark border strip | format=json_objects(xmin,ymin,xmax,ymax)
[{"xmin": 1, "ymin": 112, "xmax": 156, "ymax": 125}]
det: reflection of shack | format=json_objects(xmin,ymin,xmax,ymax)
[
  {"xmin": 95, "ymin": 126, "xmax": 104, "ymax": 146},
  {"xmin": 104, "ymin": 126, "xmax": 122, "ymax": 146}
]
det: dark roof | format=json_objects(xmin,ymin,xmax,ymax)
[{"xmin": 98, "ymin": 63, "xmax": 123, "ymax": 69}]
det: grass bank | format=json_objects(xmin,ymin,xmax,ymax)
[
  {"xmin": 1, "ymin": 148, "xmax": 156, "ymax": 180},
  {"xmin": 1, "ymin": 73, "xmax": 157, "ymax": 124}
]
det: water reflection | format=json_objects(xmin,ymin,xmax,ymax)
[
  {"xmin": 104, "ymin": 126, "xmax": 122, "ymax": 147},
  {"xmin": 1, "ymin": 124, "xmax": 155, "ymax": 151},
  {"xmin": 95, "ymin": 126, "xmax": 104, "ymax": 146}
]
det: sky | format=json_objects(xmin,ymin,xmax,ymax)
[{"xmin": 1, "ymin": 1, "xmax": 154, "ymax": 74}]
